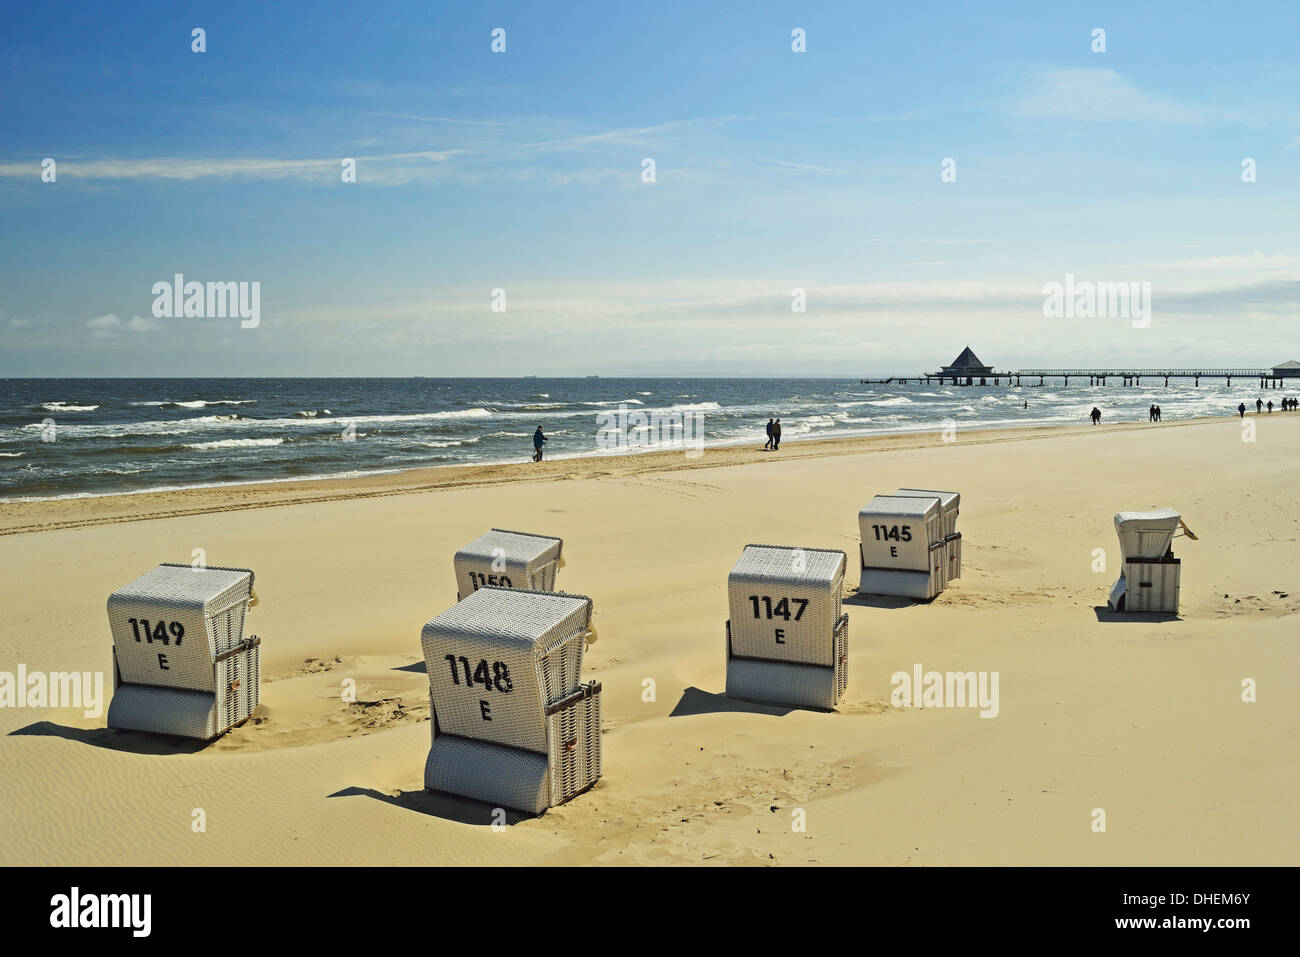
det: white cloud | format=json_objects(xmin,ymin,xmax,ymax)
[
  {"xmin": 1013, "ymin": 68, "xmax": 1206, "ymax": 125},
  {"xmin": 85, "ymin": 313, "xmax": 163, "ymax": 339}
]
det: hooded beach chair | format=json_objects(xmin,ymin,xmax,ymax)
[
  {"xmin": 725, "ymin": 545, "xmax": 849, "ymax": 710},
  {"xmin": 1107, "ymin": 509, "xmax": 1192, "ymax": 614},
  {"xmin": 453, "ymin": 528, "xmax": 564, "ymax": 600},
  {"xmin": 106, "ymin": 563, "xmax": 260, "ymax": 741},
  {"xmin": 896, "ymin": 488, "xmax": 962, "ymax": 580},
  {"xmin": 858, "ymin": 495, "xmax": 948, "ymax": 600},
  {"xmin": 421, "ymin": 587, "xmax": 601, "ymax": 814}
]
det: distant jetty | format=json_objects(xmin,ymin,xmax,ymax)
[{"xmin": 861, "ymin": 347, "xmax": 1300, "ymax": 389}]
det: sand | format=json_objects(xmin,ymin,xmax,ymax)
[{"xmin": 1, "ymin": 413, "xmax": 1296, "ymax": 866}]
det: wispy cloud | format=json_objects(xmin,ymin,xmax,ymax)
[
  {"xmin": 1012, "ymin": 68, "xmax": 1206, "ymax": 125},
  {"xmin": 85, "ymin": 313, "xmax": 163, "ymax": 339},
  {"xmin": 0, "ymin": 149, "xmax": 468, "ymax": 184},
  {"xmin": 865, "ymin": 238, "xmax": 1007, "ymax": 245},
  {"xmin": 758, "ymin": 157, "xmax": 843, "ymax": 174}
]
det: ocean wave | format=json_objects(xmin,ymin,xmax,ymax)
[
  {"xmin": 129, "ymin": 399, "xmax": 257, "ymax": 408},
  {"xmin": 185, "ymin": 438, "xmax": 286, "ymax": 450},
  {"xmin": 342, "ymin": 408, "xmax": 494, "ymax": 426},
  {"xmin": 865, "ymin": 396, "xmax": 914, "ymax": 407},
  {"xmin": 0, "ymin": 451, "xmax": 25, "ymax": 457},
  {"xmin": 421, "ymin": 437, "xmax": 482, "ymax": 448},
  {"xmin": 41, "ymin": 402, "xmax": 99, "ymax": 412},
  {"xmin": 295, "ymin": 409, "xmax": 332, "ymax": 418},
  {"xmin": 580, "ymin": 398, "xmax": 644, "ymax": 406}
]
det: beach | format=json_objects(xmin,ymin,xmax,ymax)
[{"xmin": 1, "ymin": 412, "xmax": 1296, "ymax": 866}]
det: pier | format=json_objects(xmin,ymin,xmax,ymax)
[{"xmin": 860, "ymin": 349, "xmax": 1300, "ymax": 389}]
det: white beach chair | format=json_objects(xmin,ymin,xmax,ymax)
[
  {"xmin": 858, "ymin": 495, "xmax": 948, "ymax": 600},
  {"xmin": 725, "ymin": 545, "xmax": 849, "ymax": 710},
  {"xmin": 421, "ymin": 587, "xmax": 601, "ymax": 814},
  {"xmin": 453, "ymin": 528, "xmax": 564, "ymax": 600},
  {"xmin": 896, "ymin": 488, "xmax": 962, "ymax": 580},
  {"xmin": 106, "ymin": 563, "xmax": 260, "ymax": 741},
  {"xmin": 1107, "ymin": 509, "xmax": 1187, "ymax": 614}
]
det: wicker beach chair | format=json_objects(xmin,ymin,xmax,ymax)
[
  {"xmin": 896, "ymin": 488, "xmax": 962, "ymax": 580},
  {"xmin": 453, "ymin": 528, "xmax": 564, "ymax": 600},
  {"xmin": 1107, "ymin": 509, "xmax": 1184, "ymax": 614},
  {"xmin": 421, "ymin": 587, "xmax": 601, "ymax": 814},
  {"xmin": 858, "ymin": 495, "xmax": 948, "ymax": 600},
  {"xmin": 725, "ymin": 545, "xmax": 849, "ymax": 710},
  {"xmin": 106, "ymin": 563, "xmax": 260, "ymax": 741}
]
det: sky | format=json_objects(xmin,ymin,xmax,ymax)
[{"xmin": 2, "ymin": 0, "xmax": 1299, "ymax": 377}]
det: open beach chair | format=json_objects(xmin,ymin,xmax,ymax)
[
  {"xmin": 453, "ymin": 528, "xmax": 564, "ymax": 600},
  {"xmin": 421, "ymin": 587, "xmax": 601, "ymax": 815},
  {"xmin": 106, "ymin": 563, "xmax": 260, "ymax": 741},
  {"xmin": 725, "ymin": 544, "xmax": 849, "ymax": 710},
  {"xmin": 1108, "ymin": 509, "xmax": 1190, "ymax": 614}
]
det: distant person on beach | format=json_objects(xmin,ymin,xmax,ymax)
[
  {"xmin": 532, "ymin": 425, "xmax": 547, "ymax": 462},
  {"xmin": 1238, "ymin": 402, "xmax": 1246, "ymax": 418},
  {"xmin": 764, "ymin": 418, "xmax": 774, "ymax": 450},
  {"xmin": 1090, "ymin": 407, "xmax": 1101, "ymax": 425},
  {"xmin": 1256, "ymin": 398, "xmax": 1263, "ymax": 413},
  {"xmin": 1267, "ymin": 400, "xmax": 1274, "ymax": 413},
  {"xmin": 1148, "ymin": 404, "xmax": 1156, "ymax": 422},
  {"xmin": 771, "ymin": 418, "xmax": 782, "ymax": 450},
  {"xmin": 1023, "ymin": 401, "xmax": 1027, "ymax": 409},
  {"xmin": 1155, "ymin": 405, "xmax": 1162, "ymax": 422}
]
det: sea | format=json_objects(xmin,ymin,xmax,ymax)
[{"xmin": 0, "ymin": 377, "xmax": 1282, "ymax": 501}]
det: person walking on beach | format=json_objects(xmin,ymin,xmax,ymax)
[
  {"xmin": 1256, "ymin": 398, "xmax": 1263, "ymax": 413},
  {"xmin": 1267, "ymin": 400, "xmax": 1274, "ymax": 414},
  {"xmin": 1155, "ymin": 405, "xmax": 1162, "ymax": 422},
  {"xmin": 1090, "ymin": 407, "xmax": 1101, "ymax": 425},
  {"xmin": 764, "ymin": 417, "xmax": 774, "ymax": 450},
  {"xmin": 1238, "ymin": 402, "xmax": 1246, "ymax": 418},
  {"xmin": 532, "ymin": 425, "xmax": 547, "ymax": 462},
  {"xmin": 1148, "ymin": 404, "xmax": 1156, "ymax": 422},
  {"xmin": 771, "ymin": 418, "xmax": 782, "ymax": 450}
]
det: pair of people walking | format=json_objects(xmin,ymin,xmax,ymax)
[
  {"xmin": 764, "ymin": 417, "xmax": 782, "ymax": 450},
  {"xmin": 1147, "ymin": 404, "xmax": 1162, "ymax": 422}
]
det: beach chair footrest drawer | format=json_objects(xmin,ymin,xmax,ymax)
[
  {"xmin": 726, "ymin": 657, "xmax": 840, "ymax": 711},
  {"xmin": 859, "ymin": 567, "xmax": 943, "ymax": 601},
  {"xmin": 425, "ymin": 735, "xmax": 551, "ymax": 815},
  {"xmin": 107, "ymin": 684, "xmax": 246, "ymax": 741}
]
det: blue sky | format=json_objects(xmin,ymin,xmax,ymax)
[{"xmin": 2, "ymin": 0, "xmax": 1299, "ymax": 376}]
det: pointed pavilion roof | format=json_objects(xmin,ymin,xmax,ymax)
[{"xmin": 939, "ymin": 346, "xmax": 993, "ymax": 373}]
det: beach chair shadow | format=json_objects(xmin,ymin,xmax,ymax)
[
  {"xmin": 844, "ymin": 591, "xmax": 919, "ymax": 609},
  {"xmin": 1092, "ymin": 605, "xmax": 1180, "ymax": 623},
  {"xmin": 669, "ymin": 686, "xmax": 798, "ymax": 718},
  {"xmin": 327, "ymin": 785, "xmax": 534, "ymax": 825},
  {"xmin": 8, "ymin": 720, "xmax": 209, "ymax": 755}
]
